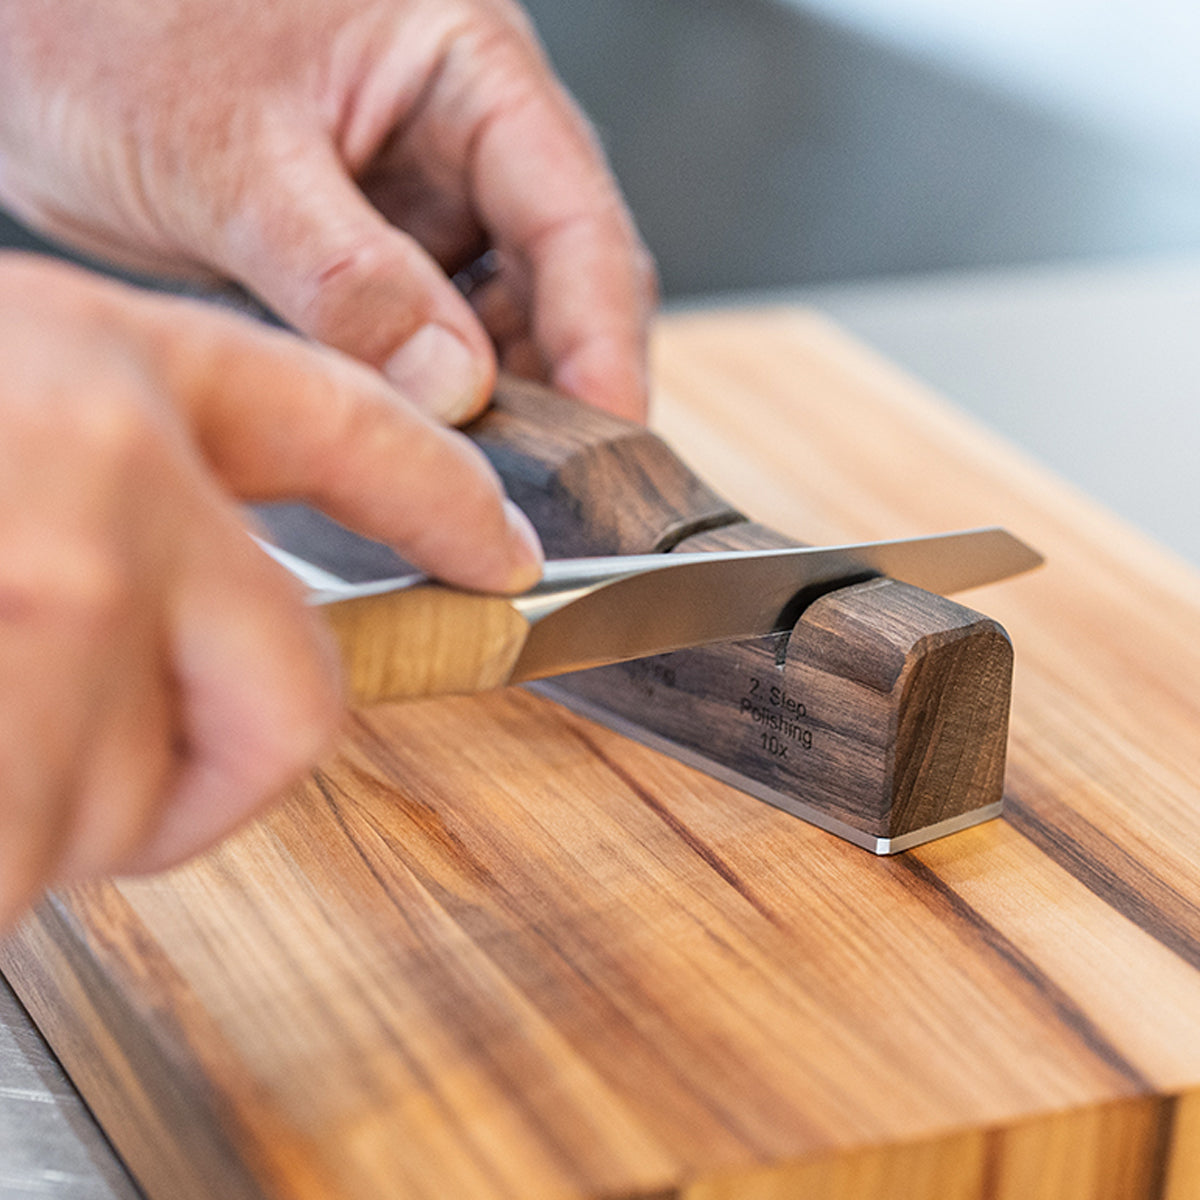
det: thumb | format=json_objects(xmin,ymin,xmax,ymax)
[{"xmin": 215, "ymin": 139, "xmax": 496, "ymax": 425}]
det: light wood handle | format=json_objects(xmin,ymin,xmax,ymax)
[{"xmin": 323, "ymin": 587, "xmax": 530, "ymax": 704}]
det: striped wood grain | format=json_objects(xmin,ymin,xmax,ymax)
[{"xmin": 2, "ymin": 308, "xmax": 1199, "ymax": 1199}]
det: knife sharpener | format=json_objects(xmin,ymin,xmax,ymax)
[
  {"xmin": 470, "ymin": 377, "xmax": 1013, "ymax": 854},
  {"xmin": 257, "ymin": 377, "xmax": 1014, "ymax": 854}
]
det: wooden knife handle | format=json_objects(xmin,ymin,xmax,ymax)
[
  {"xmin": 468, "ymin": 375, "xmax": 1013, "ymax": 852},
  {"xmin": 324, "ymin": 586, "xmax": 529, "ymax": 704}
]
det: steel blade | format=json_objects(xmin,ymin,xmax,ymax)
[{"xmin": 509, "ymin": 527, "xmax": 1040, "ymax": 681}]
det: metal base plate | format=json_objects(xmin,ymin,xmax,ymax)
[{"xmin": 531, "ymin": 682, "xmax": 1005, "ymax": 855}]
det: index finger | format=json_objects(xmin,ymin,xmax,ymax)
[
  {"xmin": 465, "ymin": 46, "xmax": 657, "ymax": 420},
  {"xmin": 123, "ymin": 287, "xmax": 544, "ymax": 594}
]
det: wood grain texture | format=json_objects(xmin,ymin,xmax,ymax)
[
  {"xmin": 476, "ymin": 386, "xmax": 1013, "ymax": 846},
  {"xmin": 324, "ymin": 585, "xmax": 529, "ymax": 703},
  {"xmin": 3, "ymin": 307, "xmax": 1200, "ymax": 1199},
  {"xmin": 546, "ymin": 555, "xmax": 1012, "ymax": 843},
  {"xmin": 471, "ymin": 374, "xmax": 741, "ymax": 555}
]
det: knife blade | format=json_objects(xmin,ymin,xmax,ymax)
[{"xmin": 266, "ymin": 527, "xmax": 1041, "ymax": 705}]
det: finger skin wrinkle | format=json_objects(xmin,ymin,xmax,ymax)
[
  {"xmin": 458, "ymin": 35, "xmax": 561, "ymax": 201},
  {"xmin": 297, "ymin": 233, "xmax": 436, "ymax": 363},
  {"xmin": 328, "ymin": 2, "xmax": 477, "ymax": 170},
  {"xmin": 301, "ymin": 387, "xmax": 407, "ymax": 503},
  {"xmin": 339, "ymin": 13, "xmax": 467, "ymax": 171},
  {"xmin": 311, "ymin": 238, "xmax": 384, "ymax": 291},
  {"xmin": 523, "ymin": 202, "xmax": 620, "ymax": 273},
  {"xmin": 551, "ymin": 325, "xmax": 628, "ymax": 382}
]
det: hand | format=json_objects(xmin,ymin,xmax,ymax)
[
  {"xmin": 0, "ymin": 0, "xmax": 656, "ymax": 421},
  {"xmin": 0, "ymin": 254, "xmax": 542, "ymax": 928}
]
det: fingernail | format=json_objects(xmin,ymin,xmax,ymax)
[
  {"xmin": 383, "ymin": 325, "xmax": 488, "ymax": 425},
  {"xmin": 503, "ymin": 500, "xmax": 544, "ymax": 592}
]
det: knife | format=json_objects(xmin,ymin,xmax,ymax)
[{"xmin": 265, "ymin": 528, "xmax": 1041, "ymax": 705}]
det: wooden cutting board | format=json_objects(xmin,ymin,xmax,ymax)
[{"xmin": 4, "ymin": 308, "xmax": 1200, "ymax": 1200}]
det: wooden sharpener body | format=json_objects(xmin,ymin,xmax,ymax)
[{"xmin": 472, "ymin": 378, "xmax": 1013, "ymax": 852}]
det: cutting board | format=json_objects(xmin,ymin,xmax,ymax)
[{"xmin": 4, "ymin": 308, "xmax": 1200, "ymax": 1200}]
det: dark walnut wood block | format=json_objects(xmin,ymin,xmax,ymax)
[
  {"xmin": 4, "ymin": 308, "xmax": 1200, "ymax": 1200},
  {"xmin": 473, "ymin": 377, "xmax": 1013, "ymax": 851}
]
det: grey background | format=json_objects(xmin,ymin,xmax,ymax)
[
  {"xmin": 518, "ymin": 0, "xmax": 1200, "ymax": 564},
  {"xmin": 521, "ymin": 0, "xmax": 1200, "ymax": 294}
]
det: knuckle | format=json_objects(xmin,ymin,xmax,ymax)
[
  {"xmin": 19, "ymin": 384, "xmax": 165, "ymax": 482},
  {"xmin": 480, "ymin": 0, "xmax": 541, "ymax": 46},
  {"xmin": 463, "ymin": 10, "xmax": 539, "ymax": 65},
  {"xmin": 300, "ymin": 382, "xmax": 394, "ymax": 497},
  {"xmin": 297, "ymin": 240, "xmax": 424, "ymax": 364},
  {"xmin": 72, "ymin": 389, "xmax": 162, "ymax": 469},
  {"xmin": 0, "ymin": 401, "xmax": 161, "ymax": 638},
  {"xmin": 451, "ymin": 18, "xmax": 550, "ymax": 128},
  {"xmin": 0, "ymin": 541, "xmax": 129, "ymax": 638},
  {"xmin": 55, "ymin": 553, "xmax": 129, "ymax": 636},
  {"xmin": 60, "ymin": 554, "xmax": 128, "ymax": 631}
]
